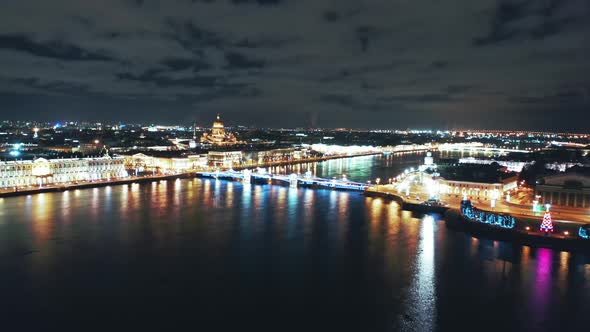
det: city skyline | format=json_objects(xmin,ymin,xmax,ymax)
[
  {"xmin": 2, "ymin": 3, "xmax": 590, "ymax": 330},
  {"xmin": 0, "ymin": 0, "xmax": 589, "ymax": 130},
  {"xmin": 4, "ymin": 117, "xmax": 590, "ymax": 135}
]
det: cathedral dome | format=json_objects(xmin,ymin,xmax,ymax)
[
  {"xmin": 200, "ymin": 114, "xmax": 239, "ymax": 145},
  {"xmin": 212, "ymin": 114, "xmax": 224, "ymax": 128}
]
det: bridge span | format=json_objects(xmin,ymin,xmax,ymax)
[{"xmin": 196, "ymin": 169, "xmax": 369, "ymax": 191}]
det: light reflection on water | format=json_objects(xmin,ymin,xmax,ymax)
[
  {"xmin": 0, "ymin": 154, "xmax": 588, "ymax": 331},
  {"xmin": 401, "ymin": 215, "xmax": 437, "ymax": 331}
]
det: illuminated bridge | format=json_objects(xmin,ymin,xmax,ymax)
[{"xmin": 196, "ymin": 169, "xmax": 369, "ymax": 191}]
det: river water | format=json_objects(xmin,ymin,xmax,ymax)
[{"xmin": 0, "ymin": 153, "xmax": 589, "ymax": 331}]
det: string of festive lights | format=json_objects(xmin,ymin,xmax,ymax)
[
  {"xmin": 540, "ymin": 212, "xmax": 554, "ymax": 233},
  {"xmin": 460, "ymin": 200, "xmax": 515, "ymax": 229}
]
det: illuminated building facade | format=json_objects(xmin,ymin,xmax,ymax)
[
  {"xmin": 435, "ymin": 164, "xmax": 518, "ymax": 200},
  {"xmin": 0, "ymin": 156, "xmax": 127, "ymax": 188},
  {"xmin": 200, "ymin": 115, "xmax": 239, "ymax": 146},
  {"xmin": 437, "ymin": 179, "xmax": 506, "ymax": 200},
  {"xmin": 536, "ymin": 173, "xmax": 590, "ymax": 208},
  {"xmin": 244, "ymin": 148, "xmax": 307, "ymax": 165},
  {"xmin": 436, "ymin": 175, "xmax": 518, "ymax": 200},
  {"xmin": 207, "ymin": 151, "xmax": 243, "ymax": 168},
  {"xmin": 125, "ymin": 153, "xmax": 207, "ymax": 174}
]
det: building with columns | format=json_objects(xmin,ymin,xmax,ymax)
[
  {"xmin": 0, "ymin": 156, "xmax": 127, "ymax": 188},
  {"xmin": 124, "ymin": 153, "xmax": 209, "ymax": 174},
  {"xmin": 536, "ymin": 172, "xmax": 590, "ymax": 208},
  {"xmin": 207, "ymin": 151, "xmax": 243, "ymax": 168},
  {"xmin": 436, "ymin": 178, "xmax": 517, "ymax": 200},
  {"xmin": 434, "ymin": 164, "xmax": 518, "ymax": 201}
]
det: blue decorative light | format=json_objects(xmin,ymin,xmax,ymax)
[
  {"xmin": 460, "ymin": 200, "xmax": 515, "ymax": 229},
  {"xmin": 579, "ymin": 226, "xmax": 590, "ymax": 239}
]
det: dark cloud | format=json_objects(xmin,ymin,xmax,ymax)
[
  {"xmin": 381, "ymin": 94, "xmax": 454, "ymax": 104},
  {"xmin": 0, "ymin": 0, "xmax": 588, "ymax": 130},
  {"xmin": 473, "ymin": 0, "xmax": 529, "ymax": 46},
  {"xmin": 116, "ymin": 69, "xmax": 220, "ymax": 88},
  {"xmin": 356, "ymin": 25, "xmax": 375, "ymax": 53},
  {"xmin": 322, "ymin": 10, "xmax": 340, "ymax": 22},
  {"xmin": 430, "ymin": 61, "xmax": 449, "ymax": 70},
  {"xmin": 161, "ymin": 57, "xmax": 210, "ymax": 71},
  {"xmin": 234, "ymin": 37, "xmax": 293, "ymax": 49},
  {"xmin": 444, "ymin": 84, "xmax": 478, "ymax": 94},
  {"xmin": 0, "ymin": 34, "xmax": 113, "ymax": 61},
  {"xmin": 474, "ymin": 0, "xmax": 586, "ymax": 46},
  {"xmin": 530, "ymin": 16, "xmax": 578, "ymax": 39},
  {"xmin": 166, "ymin": 20, "xmax": 224, "ymax": 53},
  {"xmin": 224, "ymin": 51, "xmax": 264, "ymax": 69},
  {"xmin": 318, "ymin": 60, "xmax": 415, "ymax": 83},
  {"xmin": 230, "ymin": 0, "xmax": 282, "ymax": 5},
  {"xmin": 509, "ymin": 86, "xmax": 590, "ymax": 105}
]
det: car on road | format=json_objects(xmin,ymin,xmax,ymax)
[{"xmin": 422, "ymin": 198, "xmax": 445, "ymax": 207}]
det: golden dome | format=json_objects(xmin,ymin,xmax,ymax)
[
  {"xmin": 212, "ymin": 114, "xmax": 224, "ymax": 128},
  {"xmin": 201, "ymin": 114, "xmax": 239, "ymax": 145}
]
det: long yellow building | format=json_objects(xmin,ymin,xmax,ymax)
[{"xmin": 0, "ymin": 156, "xmax": 127, "ymax": 188}]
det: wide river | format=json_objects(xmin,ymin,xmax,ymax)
[{"xmin": 1, "ymin": 153, "xmax": 589, "ymax": 331}]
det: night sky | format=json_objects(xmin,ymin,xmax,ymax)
[{"xmin": 0, "ymin": 0, "xmax": 589, "ymax": 130}]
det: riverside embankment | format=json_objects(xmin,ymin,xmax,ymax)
[
  {"xmin": 364, "ymin": 188, "xmax": 590, "ymax": 251},
  {"xmin": 0, "ymin": 152, "xmax": 382, "ymax": 198}
]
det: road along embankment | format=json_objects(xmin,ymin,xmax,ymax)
[{"xmin": 0, "ymin": 173, "xmax": 194, "ymax": 198}]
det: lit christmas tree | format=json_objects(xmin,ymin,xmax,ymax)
[{"xmin": 540, "ymin": 211, "xmax": 553, "ymax": 233}]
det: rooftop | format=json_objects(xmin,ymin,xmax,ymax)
[{"xmin": 437, "ymin": 164, "xmax": 517, "ymax": 184}]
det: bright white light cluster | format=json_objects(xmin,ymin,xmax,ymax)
[{"xmin": 308, "ymin": 144, "xmax": 378, "ymax": 155}]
